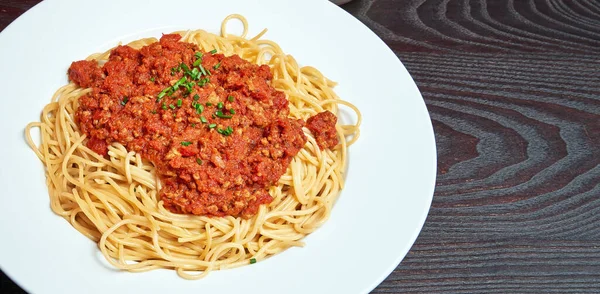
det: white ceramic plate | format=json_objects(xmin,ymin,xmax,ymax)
[{"xmin": 0, "ymin": 0, "xmax": 436, "ymax": 293}]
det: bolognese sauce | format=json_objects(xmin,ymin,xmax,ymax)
[
  {"xmin": 68, "ymin": 34, "xmax": 323, "ymax": 218},
  {"xmin": 306, "ymin": 111, "xmax": 339, "ymax": 150}
]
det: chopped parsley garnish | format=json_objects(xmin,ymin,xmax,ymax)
[
  {"xmin": 229, "ymin": 109, "xmax": 236, "ymax": 114},
  {"xmin": 150, "ymin": 77, "xmax": 156, "ymax": 82},
  {"xmin": 183, "ymin": 81, "xmax": 194, "ymax": 94},
  {"xmin": 190, "ymin": 67, "xmax": 201, "ymax": 80},
  {"xmin": 215, "ymin": 110, "xmax": 232, "ymax": 119},
  {"xmin": 208, "ymin": 123, "xmax": 217, "ymax": 129},
  {"xmin": 197, "ymin": 78, "xmax": 209, "ymax": 87},
  {"xmin": 191, "ymin": 123, "xmax": 196, "ymax": 127},
  {"xmin": 213, "ymin": 62, "xmax": 221, "ymax": 70},
  {"xmin": 120, "ymin": 97, "xmax": 129, "ymax": 106},
  {"xmin": 172, "ymin": 77, "xmax": 187, "ymax": 90},
  {"xmin": 157, "ymin": 87, "xmax": 171, "ymax": 100},
  {"xmin": 162, "ymin": 103, "xmax": 167, "ymax": 110},
  {"xmin": 217, "ymin": 102, "xmax": 224, "ymax": 109},
  {"xmin": 193, "ymin": 53, "xmax": 203, "ymax": 67},
  {"xmin": 193, "ymin": 94, "xmax": 200, "ymax": 101},
  {"xmin": 228, "ymin": 95, "xmax": 234, "ymax": 102},
  {"xmin": 181, "ymin": 141, "xmax": 192, "ymax": 146},
  {"xmin": 206, "ymin": 102, "xmax": 213, "ymax": 106},
  {"xmin": 217, "ymin": 126, "xmax": 234, "ymax": 136},
  {"xmin": 196, "ymin": 158, "xmax": 203, "ymax": 165},
  {"xmin": 209, "ymin": 49, "xmax": 217, "ymax": 54},
  {"xmin": 200, "ymin": 116, "xmax": 208, "ymax": 123},
  {"xmin": 169, "ymin": 104, "xmax": 176, "ymax": 110},
  {"xmin": 195, "ymin": 103, "xmax": 204, "ymax": 114},
  {"xmin": 171, "ymin": 65, "xmax": 181, "ymax": 75},
  {"xmin": 176, "ymin": 99, "xmax": 182, "ymax": 107},
  {"xmin": 161, "ymin": 59, "xmax": 214, "ymax": 99},
  {"xmin": 193, "ymin": 59, "xmax": 202, "ymax": 67},
  {"xmin": 198, "ymin": 64, "xmax": 208, "ymax": 76},
  {"xmin": 180, "ymin": 63, "xmax": 191, "ymax": 73},
  {"xmin": 249, "ymin": 258, "xmax": 256, "ymax": 264}
]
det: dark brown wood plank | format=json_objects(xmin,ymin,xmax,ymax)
[
  {"xmin": 340, "ymin": 0, "xmax": 600, "ymax": 292},
  {"xmin": 345, "ymin": 0, "xmax": 600, "ymax": 53},
  {"xmin": 376, "ymin": 240, "xmax": 600, "ymax": 293}
]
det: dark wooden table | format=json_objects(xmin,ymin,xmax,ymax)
[{"xmin": 2, "ymin": 0, "xmax": 600, "ymax": 293}]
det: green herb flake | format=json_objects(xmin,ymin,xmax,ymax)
[
  {"xmin": 170, "ymin": 65, "xmax": 181, "ymax": 75},
  {"xmin": 228, "ymin": 95, "xmax": 234, "ymax": 102},
  {"xmin": 195, "ymin": 103, "xmax": 204, "ymax": 114},
  {"xmin": 249, "ymin": 258, "xmax": 256, "ymax": 264},
  {"xmin": 200, "ymin": 116, "xmax": 208, "ymax": 123},
  {"xmin": 190, "ymin": 67, "xmax": 201, "ymax": 80},
  {"xmin": 198, "ymin": 64, "xmax": 208, "ymax": 76},
  {"xmin": 196, "ymin": 158, "xmax": 203, "ymax": 165},
  {"xmin": 173, "ymin": 77, "xmax": 187, "ymax": 90},
  {"xmin": 213, "ymin": 62, "xmax": 221, "ymax": 70},
  {"xmin": 197, "ymin": 77, "xmax": 209, "ymax": 87},
  {"xmin": 120, "ymin": 97, "xmax": 129, "ymax": 106},
  {"xmin": 209, "ymin": 49, "xmax": 217, "ymax": 54},
  {"xmin": 177, "ymin": 99, "xmax": 182, "ymax": 107},
  {"xmin": 180, "ymin": 63, "xmax": 191, "ymax": 73},
  {"xmin": 181, "ymin": 141, "xmax": 192, "ymax": 146},
  {"xmin": 208, "ymin": 123, "xmax": 217, "ymax": 129},
  {"xmin": 217, "ymin": 126, "xmax": 234, "ymax": 136},
  {"xmin": 184, "ymin": 83, "xmax": 193, "ymax": 95},
  {"xmin": 157, "ymin": 87, "xmax": 171, "ymax": 100},
  {"xmin": 215, "ymin": 110, "xmax": 232, "ymax": 119}
]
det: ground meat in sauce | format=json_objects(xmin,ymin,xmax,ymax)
[
  {"xmin": 70, "ymin": 34, "xmax": 309, "ymax": 218},
  {"xmin": 306, "ymin": 111, "xmax": 339, "ymax": 150}
]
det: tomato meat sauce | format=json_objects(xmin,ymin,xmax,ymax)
[
  {"xmin": 306, "ymin": 111, "xmax": 339, "ymax": 150},
  {"xmin": 69, "ymin": 34, "xmax": 336, "ymax": 218}
]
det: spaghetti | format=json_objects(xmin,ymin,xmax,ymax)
[{"xmin": 25, "ymin": 14, "xmax": 361, "ymax": 279}]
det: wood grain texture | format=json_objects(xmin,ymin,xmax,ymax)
[
  {"xmin": 2, "ymin": 0, "xmax": 600, "ymax": 293},
  {"xmin": 341, "ymin": 0, "xmax": 600, "ymax": 292}
]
